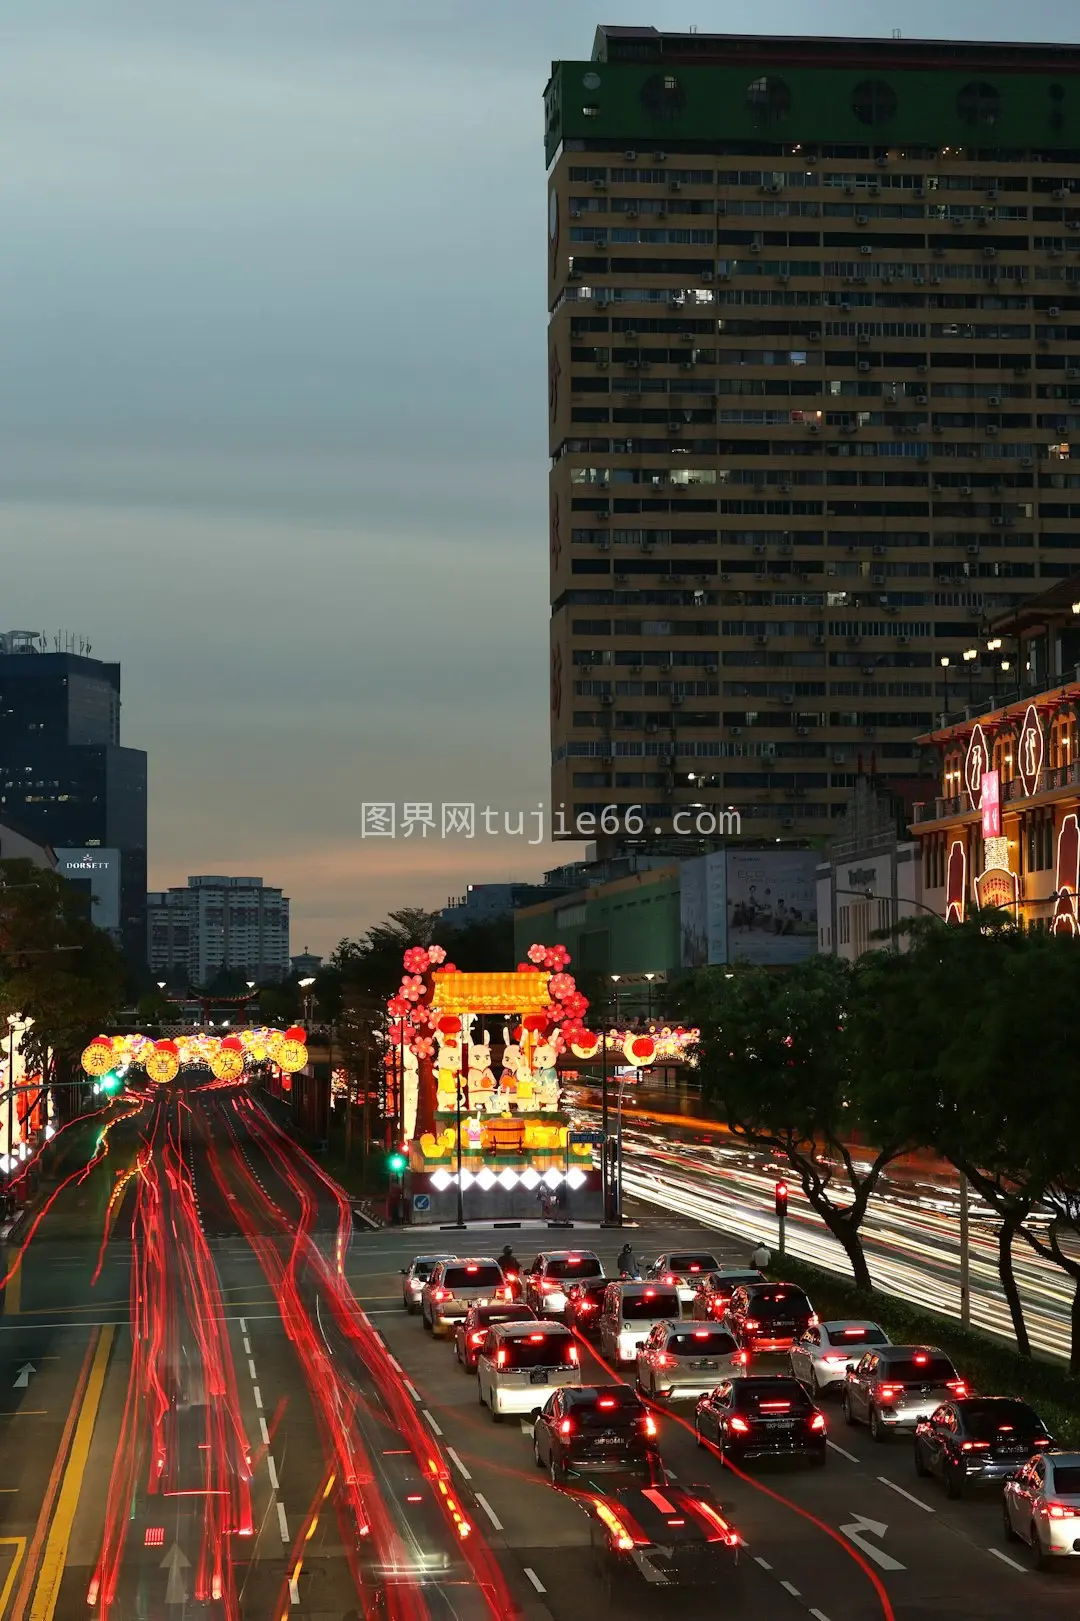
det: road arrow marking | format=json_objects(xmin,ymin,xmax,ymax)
[
  {"xmin": 839, "ymin": 1513, "xmax": 906, "ymax": 1572},
  {"xmin": 13, "ymin": 1364, "xmax": 34, "ymax": 1388},
  {"xmin": 160, "ymin": 1543, "xmax": 190, "ymax": 1605}
]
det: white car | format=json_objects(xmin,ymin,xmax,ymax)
[
  {"xmin": 646, "ymin": 1250, "xmax": 721, "ymax": 1307},
  {"xmin": 476, "ymin": 1320, "xmax": 580, "ymax": 1421},
  {"xmin": 789, "ymin": 1319, "xmax": 890, "ymax": 1393},
  {"xmin": 635, "ymin": 1322, "xmax": 746, "ymax": 1400},
  {"xmin": 1004, "ymin": 1451, "xmax": 1080, "ymax": 1568},
  {"xmin": 400, "ymin": 1254, "xmax": 453, "ymax": 1314},
  {"xmin": 599, "ymin": 1281, "xmax": 682, "ymax": 1366}
]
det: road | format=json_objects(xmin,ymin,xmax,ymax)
[
  {"xmin": 0, "ymin": 1082, "xmax": 1075, "ymax": 1620},
  {"xmin": 569, "ymin": 1095, "xmax": 1074, "ymax": 1361}
]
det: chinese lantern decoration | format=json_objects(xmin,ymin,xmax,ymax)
[
  {"xmin": 623, "ymin": 1034, "xmax": 656, "ymax": 1067},
  {"xmin": 570, "ymin": 1030, "xmax": 601, "ymax": 1059},
  {"xmin": 146, "ymin": 1039, "xmax": 180, "ymax": 1084},
  {"xmin": 276, "ymin": 1025, "xmax": 308, "ymax": 1073},
  {"xmin": 81, "ymin": 1036, "xmax": 114, "ymax": 1077},
  {"xmin": 211, "ymin": 1035, "xmax": 246, "ymax": 1083}
]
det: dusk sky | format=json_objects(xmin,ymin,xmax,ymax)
[{"xmin": 3, "ymin": 0, "xmax": 1074, "ymax": 953}]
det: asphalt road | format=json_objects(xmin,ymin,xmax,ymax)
[{"xmin": 1, "ymin": 1086, "xmax": 1076, "ymax": 1621}]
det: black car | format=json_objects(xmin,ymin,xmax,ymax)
[
  {"xmin": 914, "ymin": 1397, "xmax": 1054, "ymax": 1498},
  {"xmin": 562, "ymin": 1280, "xmax": 609, "ymax": 1338},
  {"xmin": 589, "ymin": 1484, "xmax": 741, "ymax": 1592},
  {"xmin": 454, "ymin": 1302, "xmax": 537, "ymax": 1371},
  {"xmin": 724, "ymin": 1283, "xmax": 816, "ymax": 1355},
  {"xmin": 533, "ymin": 1385, "xmax": 661, "ymax": 1484},
  {"xmin": 695, "ymin": 1376, "xmax": 827, "ymax": 1466}
]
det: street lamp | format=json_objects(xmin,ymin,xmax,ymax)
[
  {"xmin": 644, "ymin": 972, "xmax": 656, "ymax": 1022},
  {"xmin": 939, "ymin": 655, "xmax": 951, "ymax": 709},
  {"xmin": 610, "ymin": 974, "xmax": 622, "ymax": 1028},
  {"xmin": 963, "ymin": 646, "xmax": 978, "ymax": 703},
  {"xmin": 298, "ymin": 976, "xmax": 315, "ymax": 1026}
]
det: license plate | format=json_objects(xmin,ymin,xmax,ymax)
[
  {"xmin": 529, "ymin": 1370, "xmax": 548, "ymax": 1385},
  {"xmin": 689, "ymin": 1360, "xmax": 717, "ymax": 1370},
  {"xmin": 762, "ymin": 1418, "xmax": 795, "ymax": 1429}
]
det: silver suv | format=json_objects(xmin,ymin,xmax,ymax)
[
  {"xmin": 842, "ymin": 1345, "xmax": 968, "ymax": 1441},
  {"xmin": 635, "ymin": 1322, "xmax": 745, "ymax": 1400},
  {"xmin": 420, "ymin": 1258, "xmax": 505, "ymax": 1335}
]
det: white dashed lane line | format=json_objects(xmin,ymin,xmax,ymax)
[
  {"xmin": 422, "ymin": 1410, "xmax": 443, "ymax": 1436},
  {"xmin": 252, "ymin": 1386, "xmax": 263, "ymax": 1410},
  {"xmin": 754, "ymin": 1555, "xmax": 773, "ymax": 1571},
  {"xmin": 446, "ymin": 1447, "xmax": 471, "ymax": 1480},
  {"xmin": 259, "ymin": 1417, "xmax": 270, "ymax": 1445},
  {"xmin": 474, "ymin": 1494, "xmax": 504, "ymax": 1532},
  {"xmin": 403, "ymin": 1379, "xmax": 421, "ymax": 1402},
  {"xmin": 826, "ymin": 1440, "xmax": 858, "ymax": 1463},
  {"xmin": 989, "ymin": 1548, "xmax": 1026, "ymax": 1574},
  {"xmin": 247, "ymin": 1359, "xmax": 258, "ymax": 1380},
  {"xmin": 266, "ymin": 1455, "xmax": 279, "ymax": 1490},
  {"xmin": 781, "ymin": 1581, "xmax": 801, "ymax": 1597},
  {"xmin": 277, "ymin": 1501, "xmax": 290, "ymax": 1542},
  {"xmin": 877, "ymin": 1476, "xmax": 935, "ymax": 1513},
  {"xmin": 523, "ymin": 1568, "xmax": 546, "ymax": 1594}
]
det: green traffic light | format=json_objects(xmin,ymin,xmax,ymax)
[{"xmin": 387, "ymin": 1152, "xmax": 406, "ymax": 1174}]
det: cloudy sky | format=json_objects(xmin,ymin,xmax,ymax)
[{"xmin": 2, "ymin": 0, "xmax": 1074, "ymax": 952}]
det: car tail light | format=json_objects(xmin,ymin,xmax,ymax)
[
  {"xmin": 504, "ymin": 1272, "xmax": 518, "ymax": 1282},
  {"xmin": 1046, "ymin": 1502, "xmax": 1076, "ymax": 1519},
  {"xmin": 876, "ymin": 1383, "xmax": 903, "ymax": 1402},
  {"xmin": 432, "ymin": 1288, "xmax": 448, "ymax": 1302},
  {"xmin": 809, "ymin": 1414, "xmax": 826, "ymax": 1432},
  {"xmin": 822, "ymin": 1355, "xmax": 849, "ymax": 1366},
  {"xmin": 643, "ymin": 1413, "xmax": 658, "ymax": 1438},
  {"xmin": 693, "ymin": 1499, "xmax": 740, "ymax": 1546},
  {"xmin": 946, "ymin": 1381, "xmax": 969, "ymax": 1397},
  {"xmin": 693, "ymin": 1329, "xmax": 710, "ymax": 1339},
  {"xmin": 496, "ymin": 1348, "xmax": 507, "ymax": 1368},
  {"xmin": 578, "ymin": 1301, "xmax": 596, "ymax": 1313},
  {"xmin": 594, "ymin": 1499, "xmax": 636, "ymax": 1551},
  {"xmin": 913, "ymin": 1352, "xmax": 929, "ymax": 1364},
  {"xmin": 559, "ymin": 1418, "xmax": 573, "ymax": 1436},
  {"xmin": 471, "ymin": 1331, "xmax": 486, "ymax": 1346},
  {"xmin": 644, "ymin": 1289, "xmax": 655, "ymax": 1299},
  {"xmin": 466, "ymin": 1265, "xmax": 479, "ymax": 1273},
  {"xmin": 566, "ymin": 1345, "xmax": 579, "ymax": 1365},
  {"xmin": 541, "ymin": 1279, "xmax": 558, "ymax": 1291},
  {"xmin": 728, "ymin": 1416, "xmax": 751, "ymax": 1434},
  {"xmin": 737, "ymin": 1350, "xmax": 749, "ymax": 1366},
  {"xmin": 689, "ymin": 1264, "xmax": 701, "ymax": 1273},
  {"xmin": 654, "ymin": 1353, "xmax": 673, "ymax": 1368},
  {"xmin": 663, "ymin": 1274, "xmax": 677, "ymax": 1285},
  {"xmin": 598, "ymin": 1397, "xmax": 616, "ymax": 1409},
  {"xmin": 1034, "ymin": 1437, "xmax": 1051, "ymax": 1447},
  {"xmin": 808, "ymin": 1314, "xmax": 819, "ymax": 1327},
  {"xmin": 742, "ymin": 1318, "xmax": 760, "ymax": 1332},
  {"xmin": 961, "ymin": 1440, "xmax": 989, "ymax": 1451},
  {"xmin": 760, "ymin": 1402, "xmax": 791, "ymax": 1412},
  {"xmin": 528, "ymin": 1333, "xmax": 546, "ymax": 1342}
]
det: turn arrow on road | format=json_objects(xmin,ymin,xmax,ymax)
[
  {"xmin": 839, "ymin": 1513, "xmax": 906, "ymax": 1572},
  {"xmin": 12, "ymin": 1363, "xmax": 34, "ymax": 1388}
]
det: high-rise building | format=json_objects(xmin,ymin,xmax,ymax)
[
  {"xmin": 545, "ymin": 28, "xmax": 1080, "ymax": 845},
  {"xmin": 147, "ymin": 876, "xmax": 290, "ymax": 986},
  {"xmin": 0, "ymin": 631, "xmax": 147, "ymax": 961}
]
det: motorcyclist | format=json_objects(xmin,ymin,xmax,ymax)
[
  {"xmin": 499, "ymin": 1243, "xmax": 521, "ymax": 1274},
  {"xmin": 617, "ymin": 1241, "xmax": 639, "ymax": 1279}
]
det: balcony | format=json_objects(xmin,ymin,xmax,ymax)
[
  {"xmin": 1002, "ymin": 759, "xmax": 1080, "ymax": 801},
  {"xmin": 913, "ymin": 793, "xmax": 971, "ymax": 823}
]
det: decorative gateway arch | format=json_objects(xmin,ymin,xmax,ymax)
[
  {"xmin": 385, "ymin": 942, "xmax": 659, "ymax": 1225},
  {"xmin": 80, "ymin": 1026, "xmax": 310, "ymax": 1086}
]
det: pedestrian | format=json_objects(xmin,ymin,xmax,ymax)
[{"xmin": 750, "ymin": 1241, "xmax": 771, "ymax": 1270}]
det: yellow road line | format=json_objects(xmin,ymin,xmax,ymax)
[
  {"xmin": 0, "ymin": 1538, "xmax": 26, "ymax": 1618},
  {"xmin": 3, "ymin": 1256, "xmax": 20, "ymax": 1318},
  {"xmin": 27, "ymin": 1325, "xmax": 113, "ymax": 1621}
]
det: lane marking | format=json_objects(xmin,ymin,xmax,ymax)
[
  {"xmin": 474, "ymin": 1494, "xmax": 503, "ymax": 1532},
  {"xmin": 247, "ymin": 1359, "xmax": 257, "ymax": 1380},
  {"xmin": 252, "ymin": 1386, "xmax": 263, "ymax": 1410},
  {"xmin": 827, "ymin": 1440, "xmax": 858, "ymax": 1463},
  {"xmin": 422, "ymin": 1410, "xmax": 443, "ymax": 1437},
  {"xmin": 3, "ymin": 1250, "xmax": 20, "ymax": 1316},
  {"xmin": 781, "ymin": 1580, "xmax": 801, "ymax": 1596},
  {"xmin": 446, "ymin": 1448, "xmax": 471, "ymax": 1481},
  {"xmin": 267, "ymin": 1456, "xmax": 279, "ymax": 1490},
  {"xmin": 989, "ymin": 1548, "xmax": 1026, "ymax": 1574},
  {"xmin": 259, "ymin": 1417, "xmax": 270, "ymax": 1445},
  {"xmin": 388, "ymin": 1355, "xmax": 403, "ymax": 1373},
  {"xmin": 403, "ymin": 1379, "xmax": 421, "ymax": 1402},
  {"xmin": 810, "ymin": 1610, "xmax": 833, "ymax": 1621},
  {"xmin": 0, "ymin": 1536, "xmax": 26, "ymax": 1617},
  {"xmin": 288, "ymin": 1576, "xmax": 300, "ymax": 1604},
  {"xmin": 239, "ymin": 1317, "xmax": 247, "ymax": 1332},
  {"xmin": 523, "ymin": 1567, "xmax": 546, "ymax": 1594},
  {"xmin": 519, "ymin": 1420, "xmax": 532, "ymax": 1435},
  {"xmin": 754, "ymin": 1555, "xmax": 773, "ymax": 1570},
  {"xmin": 242, "ymin": 1338, "xmax": 251, "ymax": 1355},
  {"xmin": 27, "ymin": 1324, "xmax": 114, "ymax": 1621},
  {"xmin": 876, "ymin": 1476, "xmax": 935, "ymax": 1513},
  {"xmin": 276, "ymin": 1502, "xmax": 289, "ymax": 1543}
]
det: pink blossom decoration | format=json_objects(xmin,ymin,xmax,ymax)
[
  {"xmin": 403, "ymin": 946, "xmax": 430, "ymax": 973},
  {"xmin": 410, "ymin": 1035, "xmax": 435, "ymax": 1059},
  {"xmin": 527, "ymin": 943, "xmax": 548, "ymax": 965},
  {"xmin": 427, "ymin": 943, "xmax": 447, "ymax": 964},
  {"xmin": 548, "ymin": 972, "xmax": 576, "ymax": 1001}
]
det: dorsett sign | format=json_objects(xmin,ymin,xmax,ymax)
[{"xmin": 847, "ymin": 868, "xmax": 877, "ymax": 889}]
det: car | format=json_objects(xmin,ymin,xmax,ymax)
[
  {"xmin": 400, "ymin": 1253, "xmax": 454, "ymax": 1314},
  {"xmin": 842, "ymin": 1345, "xmax": 970, "ymax": 1441},
  {"xmin": 695, "ymin": 1376, "xmax": 827, "ymax": 1467},
  {"xmin": 915, "ymin": 1397, "xmax": 1053, "ymax": 1498},
  {"xmin": 562, "ymin": 1279, "xmax": 609, "ymax": 1339},
  {"xmin": 588, "ymin": 1484, "xmax": 741, "ymax": 1591},
  {"xmin": 691, "ymin": 1269, "xmax": 767, "ymax": 1321},
  {"xmin": 636, "ymin": 1323, "xmax": 747, "ymax": 1400},
  {"xmin": 789, "ymin": 1319, "xmax": 891, "ymax": 1393},
  {"xmin": 723, "ymin": 1282, "xmax": 816, "ymax": 1355},
  {"xmin": 454, "ymin": 1302, "xmax": 537, "ymax": 1372},
  {"xmin": 420, "ymin": 1257, "xmax": 506, "ymax": 1336},
  {"xmin": 1003, "ymin": 1451, "xmax": 1080, "ymax": 1568},
  {"xmin": 532, "ymin": 1385, "xmax": 661, "ymax": 1484},
  {"xmin": 523, "ymin": 1250, "xmax": 605, "ymax": 1316},
  {"xmin": 476, "ymin": 1320, "xmax": 580, "ymax": 1421},
  {"xmin": 599, "ymin": 1281, "xmax": 682, "ymax": 1366},
  {"xmin": 646, "ymin": 1251, "xmax": 722, "ymax": 1307}
]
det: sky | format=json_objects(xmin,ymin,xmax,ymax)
[{"xmin": 2, "ymin": 0, "xmax": 1076, "ymax": 954}]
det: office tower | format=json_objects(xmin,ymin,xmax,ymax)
[
  {"xmin": 147, "ymin": 876, "xmax": 290, "ymax": 986},
  {"xmin": 545, "ymin": 28, "xmax": 1080, "ymax": 843},
  {"xmin": 0, "ymin": 631, "xmax": 147, "ymax": 962}
]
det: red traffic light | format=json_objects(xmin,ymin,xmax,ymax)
[{"xmin": 774, "ymin": 1180, "xmax": 789, "ymax": 1216}]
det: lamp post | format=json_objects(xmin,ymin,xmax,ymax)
[
  {"xmin": 298, "ymin": 976, "xmax": 315, "ymax": 1027},
  {"xmin": 963, "ymin": 646, "xmax": 978, "ymax": 704},
  {"xmin": 610, "ymin": 974, "xmax": 622, "ymax": 1028},
  {"xmin": 452, "ymin": 1067, "xmax": 465, "ymax": 1230},
  {"xmin": 644, "ymin": 973, "xmax": 656, "ymax": 1022},
  {"xmin": 940, "ymin": 655, "xmax": 951, "ymax": 710}
]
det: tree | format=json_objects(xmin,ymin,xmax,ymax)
[
  {"xmin": 0, "ymin": 859, "xmax": 126, "ymax": 1118},
  {"xmin": 690, "ymin": 954, "xmax": 910, "ymax": 1290}
]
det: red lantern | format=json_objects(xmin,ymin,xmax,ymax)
[
  {"xmin": 284, "ymin": 1026, "xmax": 307, "ymax": 1044},
  {"xmin": 436, "ymin": 1016, "xmax": 462, "ymax": 1035}
]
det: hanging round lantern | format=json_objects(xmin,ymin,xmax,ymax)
[
  {"xmin": 276, "ymin": 1026, "xmax": 308, "ymax": 1074},
  {"xmin": 210, "ymin": 1035, "xmax": 245, "ymax": 1082},
  {"xmin": 570, "ymin": 1030, "xmax": 601, "ymax": 1059},
  {"xmin": 146, "ymin": 1039, "xmax": 180, "ymax": 1084},
  {"xmin": 81, "ymin": 1036, "xmax": 115, "ymax": 1077},
  {"xmin": 623, "ymin": 1034, "xmax": 656, "ymax": 1067}
]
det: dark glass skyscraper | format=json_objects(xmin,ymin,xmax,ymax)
[{"xmin": 0, "ymin": 632, "xmax": 147, "ymax": 965}]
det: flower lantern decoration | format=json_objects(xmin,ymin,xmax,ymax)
[
  {"xmin": 81, "ymin": 1036, "xmax": 114, "ymax": 1077},
  {"xmin": 623, "ymin": 1034, "xmax": 656, "ymax": 1068},
  {"xmin": 146, "ymin": 1039, "xmax": 180, "ymax": 1085},
  {"xmin": 211, "ymin": 1035, "xmax": 246, "ymax": 1083},
  {"xmin": 276, "ymin": 1026, "xmax": 308, "ymax": 1074}
]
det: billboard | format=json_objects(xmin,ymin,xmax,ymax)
[{"xmin": 681, "ymin": 849, "xmax": 819, "ymax": 968}]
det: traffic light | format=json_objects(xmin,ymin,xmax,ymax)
[
  {"xmin": 94, "ymin": 1072, "xmax": 124, "ymax": 1097},
  {"xmin": 387, "ymin": 1151, "xmax": 406, "ymax": 1175},
  {"xmin": 774, "ymin": 1180, "xmax": 789, "ymax": 1218}
]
